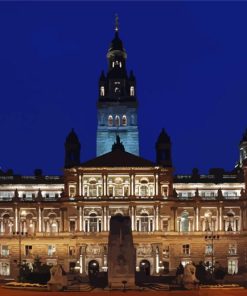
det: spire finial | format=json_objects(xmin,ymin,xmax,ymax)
[{"xmin": 115, "ymin": 14, "xmax": 119, "ymax": 32}]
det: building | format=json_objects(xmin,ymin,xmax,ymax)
[{"xmin": 0, "ymin": 20, "xmax": 247, "ymax": 279}]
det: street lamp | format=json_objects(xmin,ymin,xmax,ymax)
[{"xmin": 205, "ymin": 231, "xmax": 220, "ymax": 275}]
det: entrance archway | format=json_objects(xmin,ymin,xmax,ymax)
[
  {"xmin": 88, "ymin": 260, "xmax": 99, "ymax": 280},
  {"xmin": 139, "ymin": 260, "xmax": 151, "ymax": 276}
]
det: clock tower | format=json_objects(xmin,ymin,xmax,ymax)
[{"xmin": 96, "ymin": 16, "xmax": 139, "ymax": 156}]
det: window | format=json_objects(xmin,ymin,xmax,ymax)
[
  {"xmin": 48, "ymin": 245, "xmax": 56, "ymax": 257},
  {"xmin": 115, "ymin": 115, "xmax": 120, "ymax": 126},
  {"xmin": 25, "ymin": 245, "xmax": 32, "ymax": 256},
  {"xmin": 122, "ymin": 115, "xmax": 127, "ymax": 126},
  {"xmin": 205, "ymin": 244, "xmax": 213, "ymax": 255},
  {"xmin": 181, "ymin": 211, "xmax": 189, "ymax": 232},
  {"xmin": 182, "ymin": 244, "xmax": 190, "ymax": 255},
  {"xmin": 1, "ymin": 245, "xmax": 9, "ymax": 257},
  {"xmin": 140, "ymin": 185, "xmax": 148, "ymax": 197},
  {"xmin": 163, "ymin": 220, "xmax": 168, "ymax": 232},
  {"xmin": 89, "ymin": 213, "xmax": 97, "ymax": 232},
  {"xmin": 229, "ymin": 243, "xmax": 237, "ymax": 255},
  {"xmin": 89, "ymin": 180, "xmax": 97, "ymax": 197},
  {"xmin": 69, "ymin": 246, "xmax": 76, "ymax": 256},
  {"xmin": 140, "ymin": 213, "xmax": 149, "ymax": 232},
  {"xmin": 100, "ymin": 86, "xmax": 105, "ymax": 96},
  {"xmin": 130, "ymin": 86, "xmax": 135, "ymax": 96},
  {"xmin": 228, "ymin": 259, "xmax": 238, "ymax": 274},
  {"xmin": 0, "ymin": 262, "xmax": 10, "ymax": 276},
  {"xmin": 69, "ymin": 186, "xmax": 76, "ymax": 197},
  {"xmin": 70, "ymin": 220, "xmax": 76, "ymax": 232},
  {"xmin": 108, "ymin": 115, "xmax": 113, "ymax": 126}
]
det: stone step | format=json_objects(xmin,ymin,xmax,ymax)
[{"xmin": 66, "ymin": 284, "xmax": 92, "ymax": 291}]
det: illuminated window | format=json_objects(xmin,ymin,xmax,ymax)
[
  {"xmin": 89, "ymin": 180, "xmax": 97, "ymax": 197},
  {"xmin": 122, "ymin": 115, "xmax": 127, "ymax": 126},
  {"xmin": 115, "ymin": 115, "xmax": 120, "ymax": 126},
  {"xmin": 108, "ymin": 115, "xmax": 113, "ymax": 126},
  {"xmin": 100, "ymin": 86, "xmax": 105, "ymax": 96},
  {"xmin": 140, "ymin": 213, "xmax": 149, "ymax": 232},
  {"xmin": 229, "ymin": 243, "xmax": 237, "ymax": 255},
  {"xmin": 69, "ymin": 186, "xmax": 76, "ymax": 197},
  {"xmin": 228, "ymin": 259, "xmax": 238, "ymax": 274},
  {"xmin": 89, "ymin": 213, "xmax": 97, "ymax": 232},
  {"xmin": 182, "ymin": 244, "xmax": 190, "ymax": 255},
  {"xmin": 0, "ymin": 262, "xmax": 10, "ymax": 276},
  {"xmin": 48, "ymin": 245, "xmax": 56, "ymax": 256},
  {"xmin": 140, "ymin": 185, "xmax": 148, "ymax": 197},
  {"xmin": 205, "ymin": 244, "xmax": 213, "ymax": 255},
  {"xmin": 181, "ymin": 211, "xmax": 189, "ymax": 232},
  {"xmin": 130, "ymin": 86, "xmax": 135, "ymax": 96},
  {"xmin": 1, "ymin": 245, "xmax": 9, "ymax": 257},
  {"xmin": 25, "ymin": 245, "xmax": 32, "ymax": 256}
]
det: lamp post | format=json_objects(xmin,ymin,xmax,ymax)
[{"xmin": 205, "ymin": 231, "xmax": 220, "ymax": 276}]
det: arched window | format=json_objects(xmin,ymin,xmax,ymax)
[
  {"xmin": 48, "ymin": 214, "xmax": 58, "ymax": 233},
  {"xmin": 130, "ymin": 86, "xmax": 135, "ymax": 96},
  {"xmin": 115, "ymin": 115, "xmax": 120, "ymax": 127},
  {"xmin": 122, "ymin": 115, "xmax": 127, "ymax": 126},
  {"xmin": 89, "ymin": 180, "xmax": 97, "ymax": 197},
  {"xmin": 108, "ymin": 115, "xmax": 113, "ymax": 126},
  {"xmin": 89, "ymin": 213, "xmax": 97, "ymax": 232},
  {"xmin": 140, "ymin": 185, "xmax": 148, "ymax": 196},
  {"xmin": 204, "ymin": 210, "xmax": 212, "ymax": 231},
  {"xmin": 100, "ymin": 86, "xmax": 105, "ymax": 96},
  {"xmin": 181, "ymin": 211, "xmax": 189, "ymax": 232},
  {"xmin": 140, "ymin": 213, "xmax": 149, "ymax": 232}
]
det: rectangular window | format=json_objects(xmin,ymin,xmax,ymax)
[
  {"xmin": 25, "ymin": 245, "xmax": 32, "ymax": 256},
  {"xmin": 1, "ymin": 245, "xmax": 9, "ymax": 257},
  {"xmin": 48, "ymin": 245, "xmax": 56, "ymax": 256},
  {"xmin": 163, "ymin": 220, "xmax": 168, "ymax": 232},
  {"xmin": 228, "ymin": 259, "xmax": 238, "ymax": 274},
  {"xmin": 70, "ymin": 220, "xmax": 76, "ymax": 232},
  {"xmin": 69, "ymin": 246, "xmax": 76, "ymax": 256},
  {"xmin": 205, "ymin": 244, "xmax": 213, "ymax": 255},
  {"xmin": 182, "ymin": 244, "xmax": 190, "ymax": 255},
  {"xmin": 0, "ymin": 262, "xmax": 10, "ymax": 275},
  {"xmin": 229, "ymin": 243, "xmax": 237, "ymax": 255}
]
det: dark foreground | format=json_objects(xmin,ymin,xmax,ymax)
[{"xmin": 0, "ymin": 287, "xmax": 246, "ymax": 296}]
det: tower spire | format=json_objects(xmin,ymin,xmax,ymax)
[{"xmin": 115, "ymin": 14, "xmax": 119, "ymax": 32}]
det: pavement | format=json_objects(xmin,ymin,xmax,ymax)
[{"xmin": 0, "ymin": 287, "xmax": 247, "ymax": 296}]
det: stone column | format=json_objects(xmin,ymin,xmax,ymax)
[
  {"xmin": 155, "ymin": 174, "xmax": 159, "ymax": 196},
  {"xmin": 155, "ymin": 205, "xmax": 159, "ymax": 231},
  {"xmin": 196, "ymin": 206, "xmax": 200, "ymax": 231},
  {"xmin": 219, "ymin": 206, "xmax": 223, "ymax": 231},
  {"xmin": 38, "ymin": 206, "xmax": 42, "ymax": 232},
  {"xmin": 131, "ymin": 206, "xmax": 134, "ymax": 230},
  {"xmin": 14, "ymin": 207, "xmax": 19, "ymax": 232},
  {"xmin": 171, "ymin": 207, "xmax": 177, "ymax": 232},
  {"xmin": 79, "ymin": 207, "xmax": 82, "ymax": 231},
  {"xmin": 239, "ymin": 207, "xmax": 242, "ymax": 231},
  {"xmin": 79, "ymin": 175, "xmax": 82, "ymax": 196},
  {"xmin": 106, "ymin": 206, "xmax": 109, "ymax": 231},
  {"xmin": 64, "ymin": 208, "xmax": 68, "ymax": 232}
]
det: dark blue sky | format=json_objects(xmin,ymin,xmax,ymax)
[{"xmin": 0, "ymin": 2, "xmax": 247, "ymax": 175}]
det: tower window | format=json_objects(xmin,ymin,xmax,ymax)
[
  {"xmin": 112, "ymin": 61, "xmax": 115, "ymax": 68},
  {"xmin": 122, "ymin": 115, "xmax": 127, "ymax": 126},
  {"xmin": 130, "ymin": 86, "xmax": 135, "ymax": 96},
  {"xmin": 115, "ymin": 115, "xmax": 120, "ymax": 127},
  {"xmin": 108, "ymin": 115, "xmax": 113, "ymax": 126},
  {"xmin": 100, "ymin": 86, "xmax": 105, "ymax": 96}
]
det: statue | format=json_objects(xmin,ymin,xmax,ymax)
[
  {"xmin": 182, "ymin": 263, "xmax": 199, "ymax": 290},
  {"xmin": 47, "ymin": 264, "xmax": 67, "ymax": 291}
]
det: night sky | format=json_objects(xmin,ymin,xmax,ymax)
[{"xmin": 0, "ymin": 2, "xmax": 247, "ymax": 176}]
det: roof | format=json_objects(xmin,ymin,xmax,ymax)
[{"xmin": 79, "ymin": 149, "xmax": 156, "ymax": 168}]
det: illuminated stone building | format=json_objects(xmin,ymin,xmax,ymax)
[{"xmin": 0, "ymin": 21, "xmax": 247, "ymax": 279}]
